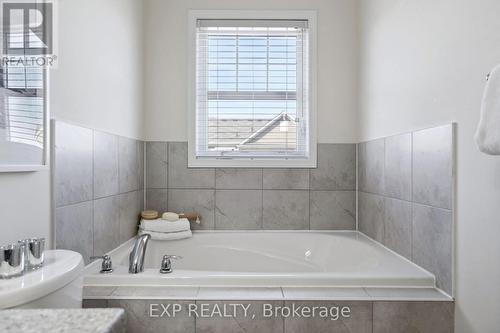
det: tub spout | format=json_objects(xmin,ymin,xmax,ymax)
[{"xmin": 129, "ymin": 233, "xmax": 151, "ymax": 274}]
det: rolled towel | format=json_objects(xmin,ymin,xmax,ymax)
[
  {"xmin": 139, "ymin": 229, "xmax": 192, "ymax": 241},
  {"xmin": 140, "ymin": 218, "xmax": 190, "ymax": 233},
  {"xmin": 475, "ymin": 63, "xmax": 500, "ymax": 155}
]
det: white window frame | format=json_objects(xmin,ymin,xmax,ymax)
[{"xmin": 187, "ymin": 10, "xmax": 317, "ymax": 168}]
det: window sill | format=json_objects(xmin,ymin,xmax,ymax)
[{"xmin": 187, "ymin": 156, "xmax": 317, "ymax": 168}]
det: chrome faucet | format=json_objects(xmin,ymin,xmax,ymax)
[{"xmin": 129, "ymin": 233, "xmax": 151, "ymax": 274}]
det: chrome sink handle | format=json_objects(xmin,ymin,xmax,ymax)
[
  {"xmin": 160, "ymin": 255, "xmax": 182, "ymax": 274},
  {"xmin": 90, "ymin": 255, "xmax": 113, "ymax": 274}
]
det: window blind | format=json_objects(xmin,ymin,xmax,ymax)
[
  {"xmin": 1, "ymin": 29, "xmax": 45, "ymax": 149},
  {"xmin": 195, "ymin": 19, "xmax": 310, "ymax": 159}
]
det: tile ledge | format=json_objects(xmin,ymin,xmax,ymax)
[
  {"xmin": 82, "ymin": 285, "xmax": 453, "ymax": 302},
  {"xmin": 364, "ymin": 287, "xmax": 453, "ymax": 302}
]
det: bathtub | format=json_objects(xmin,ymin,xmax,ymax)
[{"xmin": 84, "ymin": 231, "xmax": 434, "ymax": 288}]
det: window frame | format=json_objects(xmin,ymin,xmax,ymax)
[{"xmin": 187, "ymin": 10, "xmax": 317, "ymax": 168}]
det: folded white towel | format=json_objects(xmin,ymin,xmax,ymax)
[
  {"xmin": 475, "ymin": 63, "xmax": 500, "ymax": 155},
  {"xmin": 140, "ymin": 218, "xmax": 190, "ymax": 233},
  {"xmin": 139, "ymin": 229, "xmax": 192, "ymax": 241}
]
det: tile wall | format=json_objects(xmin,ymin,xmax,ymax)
[
  {"xmin": 83, "ymin": 286, "xmax": 454, "ymax": 333},
  {"xmin": 52, "ymin": 120, "xmax": 454, "ymax": 297},
  {"xmin": 52, "ymin": 121, "xmax": 144, "ymax": 263},
  {"xmin": 358, "ymin": 124, "xmax": 454, "ymax": 295},
  {"xmin": 52, "ymin": 121, "xmax": 358, "ymax": 264},
  {"xmin": 144, "ymin": 142, "xmax": 357, "ymax": 231}
]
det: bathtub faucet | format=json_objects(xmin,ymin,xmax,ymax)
[{"xmin": 129, "ymin": 233, "xmax": 151, "ymax": 274}]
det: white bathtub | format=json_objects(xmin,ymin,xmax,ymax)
[{"xmin": 84, "ymin": 231, "xmax": 434, "ymax": 288}]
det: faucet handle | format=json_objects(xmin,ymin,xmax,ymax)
[
  {"xmin": 160, "ymin": 254, "xmax": 182, "ymax": 274},
  {"xmin": 164, "ymin": 255, "xmax": 182, "ymax": 260},
  {"xmin": 90, "ymin": 255, "xmax": 113, "ymax": 274}
]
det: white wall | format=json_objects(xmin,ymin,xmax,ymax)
[
  {"xmin": 51, "ymin": 0, "xmax": 144, "ymax": 140},
  {"xmin": 358, "ymin": 0, "xmax": 500, "ymax": 331},
  {"xmin": 143, "ymin": 0, "xmax": 358, "ymax": 143},
  {"xmin": 0, "ymin": 0, "xmax": 144, "ymax": 247}
]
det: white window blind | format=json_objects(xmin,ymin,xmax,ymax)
[
  {"xmin": 195, "ymin": 19, "xmax": 310, "ymax": 160},
  {"xmin": 1, "ymin": 55, "xmax": 45, "ymax": 150}
]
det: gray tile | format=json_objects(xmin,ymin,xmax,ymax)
[
  {"xmin": 108, "ymin": 300, "xmax": 195, "ymax": 333},
  {"xmin": 83, "ymin": 286, "xmax": 117, "ymax": 298},
  {"xmin": 263, "ymin": 190, "xmax": 309, "ymax": 229},
  {"xmin": 93, "ymin": 196, "xmax": 120, "ymax": 256},
  {"xmin": 412, "ymin": 204, "xmax": 453, "ymax": 295},
  {"xmin": 138, "ymin": 189, "xmax": 145, "ymax": 211},
  {"xmin": 145, "ymin": 189, "xmax": 168, "ymax": 213},
  {"xmin": 215, "ymin": 190, "xmax": 262, "ymax": 230},
  {"xmin": 413, "ymin": 124, "xmax": 453, "ymax": 209},
  {"xmin": 196, "ymin": 301, "xmax": 283, "ymax": 333},
  {"xmin": 146, "ymin": 142, "xmax": 168, "ymax": 189},
  {"xmin": 168, "ymin": 142, "xmax": 215, "ymax": 188},
  {"xmin": 82, "ymin": 299, "xmax": 108, "ymax": 308},
  {"xmin": 263, "ymin": 169, "xmax": 309, "ymax": 189},
  {"xmin": 55, "ymin": 201, "xmax": 93, "ymax": 264},
  {"xmin": 373, "ymin": 301, "xmax": 454, "ymax": 333},
  {"xmin": 168, "ymin": 189, "xmax": 215, "ymax": 230},
  {"xmin": 197, "ymin": 287, "xmax": 283, "ymax": 300},
  {"xmin": 282, "ymin": 287, "xmax": 369, "ymax": 300},
  {"xmin": 112, "ymin": 286, "xmax": 199, "ymax": 299},
  {"xmin": 364, "ymin": 288, "xmax": 451, "ymax": 301},
  {"xmin": 137, "ymin": 140, "xmax": 145, "ymax": 190},
  {"xmin": 54, "ymin": 121, "xmax": 93, "ymax": 207},
  {"xmin": 93, "ymin": 131, "xmax": 119, "ymax": 199},
  {"xmin": 309, "ymin": 191, "xmax": 356, "ymax": 230},
  {"xmin": 358, "ymin": 192, "xmax": 385, "ymax": 243},
  {"xmin": 383, "ymin": 197, "xmax": 412, "ymax": 259},
  {"xmin": 215, "ymin": 168, "xmax": 262, "ymax": 189},
  {"xmin": 310, "ymin": 144, "xmax": 356, "ymax": 190},
  {"xmin": 119, "ymin": 191, "xmax": 141, "ymax": 242},
  {"xmin": 384, "ymin": 133, "xmax": 411, "ymax": 200},
  {"xmin": 358, "ymin": 138, "xmax": 385, "ymax": 194},
  {"xmin": 284, "ymin": 301, "xmax": 372, "ymax": 333},
  {"xmin": 118, "ymin": 136, "xmax": 140, "ymax": 192}
]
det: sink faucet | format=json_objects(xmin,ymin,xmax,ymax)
[{"xmin": 129, "ymin": 233, "xmax": 151, "ymax": 274}]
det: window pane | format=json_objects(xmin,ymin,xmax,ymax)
[
  {"xmin": 1, "ymin": 61, "xmax": 45, "ymax": 157},
  {"xmin": 196, "ymin": 23, "xmax": 309, "ymax": 158}
]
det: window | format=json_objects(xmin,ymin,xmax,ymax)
[
  {"xmin": 188, "ymin": 11, "xmax": 316, "ymax": 167},
  {"xmin": 1, "ymin": 62, "xmax": 45, "ymax": 148},
  {"xmin": 0, "ymin": 16, "xmax": 48, "ymax": 171}
]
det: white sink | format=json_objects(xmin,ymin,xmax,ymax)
[{"xmin": 0, "ymin": 250, "xmax": 84, "ymax": 309}]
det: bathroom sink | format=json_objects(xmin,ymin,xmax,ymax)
[{"xmin": 0, "ymin": 250, "xmax": 84, "ymax": 309}]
